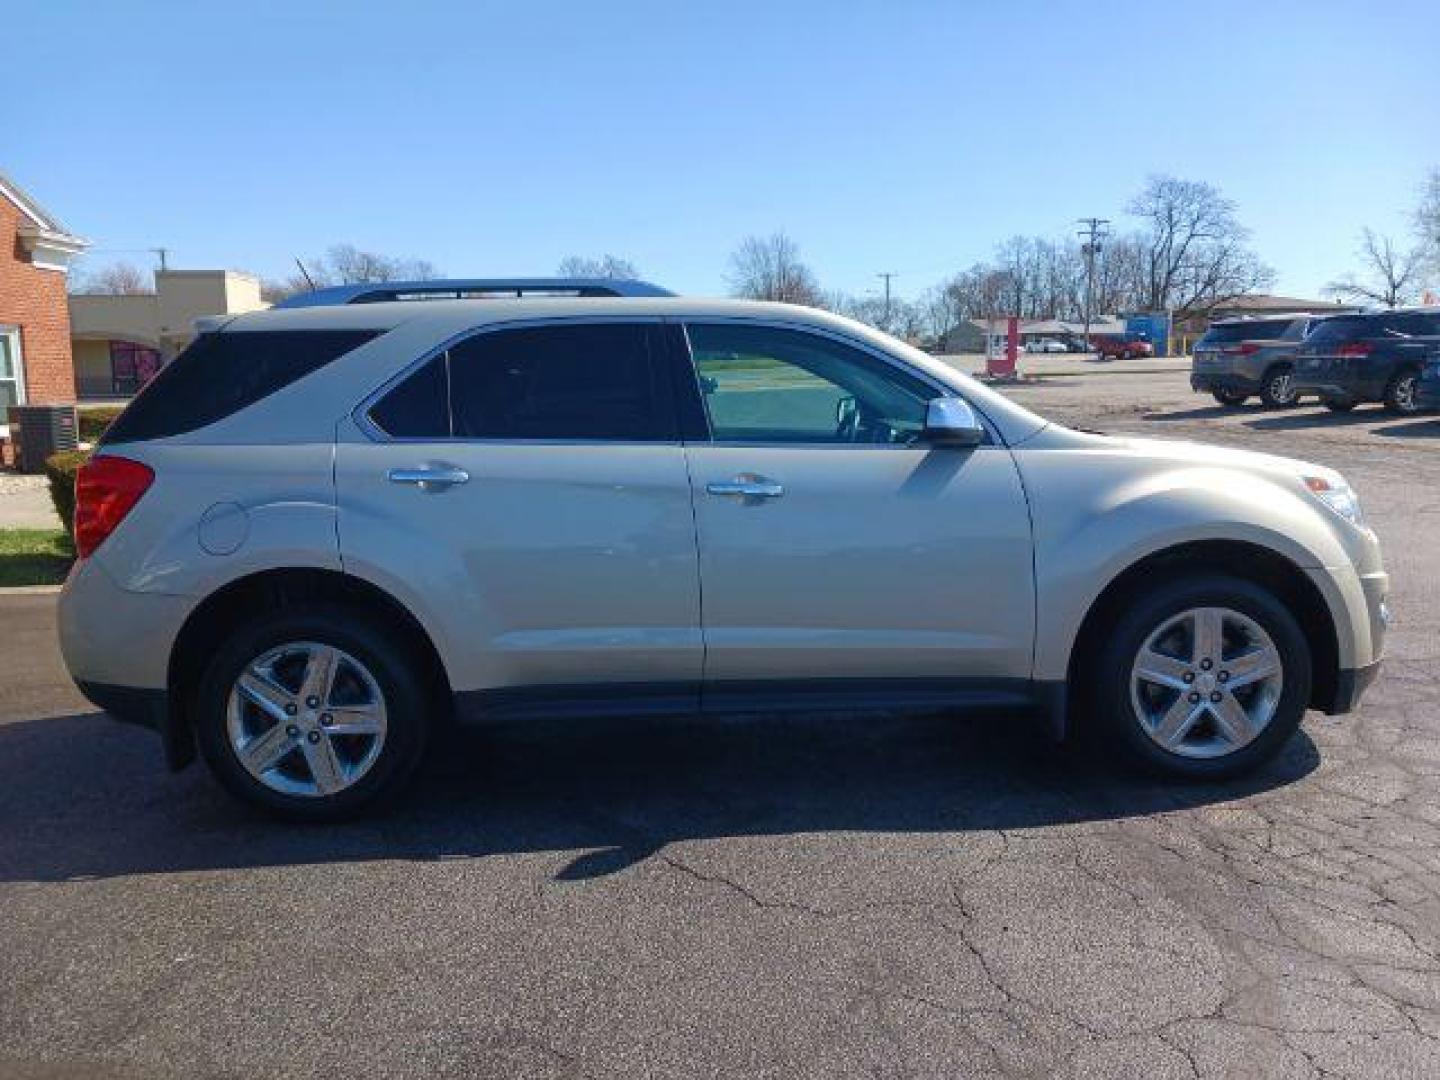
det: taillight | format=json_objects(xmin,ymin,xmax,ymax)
[
  {"xmin": 1336, "ymin": 342, "xmax": 1372, "ymax": 358},
  {"xmin": 1221, "ymin": 342, "xmax": 1263, "ymax": 355},
  {"xmin": 74, "ymin": 455, "xmax": 155, "ymax": 559}
]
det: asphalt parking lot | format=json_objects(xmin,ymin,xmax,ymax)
[{"xmin": 2, "ymin": 366, "xmax": 1438, "ymax": 1079}]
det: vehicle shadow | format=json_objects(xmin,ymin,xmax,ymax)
[
  {"xmin": 1374, "ymin": 418, "xmax": 1440, "ymax": 438},
  {"xmin": 0, "ymin": 708, "xmax": 1321, "ymax": 884},
  {"xmin": 1141, "ymin": 404, "xmax": 1250, "ymax": 422},
  {"xmin": 1243, "ymin": 409, "xmax": 1392, "ymax": 432}
]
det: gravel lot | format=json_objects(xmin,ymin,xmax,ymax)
[{"xmin": 1, "ymin": 368, "xmax": 1438, "ymax": 1079}]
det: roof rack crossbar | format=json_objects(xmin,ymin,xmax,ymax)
[{"xmin": 273, "ymin": 277, "xmax": 675, "ymax": 309}]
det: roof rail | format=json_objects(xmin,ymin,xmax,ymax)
[{"xmin": 272, "ymin": 277, "xmax": 675, "ymax": 309}]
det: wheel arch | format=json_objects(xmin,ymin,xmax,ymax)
[
  {"xmin": 1060, "ymin": 539, "xmax": 1340, "ymax": 738},
  {"xmin": 163, "ymin": 567, "xmax": 452, "ymax": 769}
]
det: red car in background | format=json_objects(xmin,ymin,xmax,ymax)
[{"xmin": 1091, "ymin": 333, "xmax": 1154, "ymax": 360}]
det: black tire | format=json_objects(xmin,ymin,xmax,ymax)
[
  {"xmin": 1383, "ymin": 369, "xmax": 1421, "ymax": 416},
  {"xmin": 1323, "ymin": 398, "xmax": 1357, "ymax": 413},
  {"xmin": 194, "ymin": 604, "xmax": 431, "ymax": 821},
  {"xmin": 1091, "ymin": 574, "xmax": 1312, "ymax": 781},
  {"xmin": 1211, "ymin": 388, "xmax": 1248, "ymax": 407},
  {"xmin": 1258, "ymin": 365, "xmax": 1298, "ymax": 408}
]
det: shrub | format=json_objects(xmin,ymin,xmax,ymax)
[
  {"xmin": 44, "ymin": 449, "xmax": 91, "ymax": 540},
  {"xmin": 78, "ymin": 406, "xmax": 124, "ymax": 443}
]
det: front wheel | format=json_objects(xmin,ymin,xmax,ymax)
[
  {"xmin": 1259, "ymin": 366, "xmax": 1298, "ymax": 408},
  {"xmin": 1211, "ymin": 388, "xmax": 1248, "ymax": 407},
  {"xmin": 1383, "ymin": 370, "xmax": 1421, "ymax": 415},
  {"xmin": 1092, "ymin": 575, "xmax": 1311, "ymax": 780},
  {"xmin": 194, "ymin": 604, "xmax": 431, "ymax": 820}
]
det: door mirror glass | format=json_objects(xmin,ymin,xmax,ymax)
[{"xmin": 923, "ymin": 397, "xmax": 985, "ymax": 447}]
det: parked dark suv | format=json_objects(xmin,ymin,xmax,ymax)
[
  {"xmin": 1190, "ymin": 315, "xmax": 1323, "ymax": 408},
  {"xmin": 1292, "ymin": 309, "xmax": 1440, "ymax": 415}
]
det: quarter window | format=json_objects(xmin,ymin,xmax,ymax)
[{"xmin": 685, "ymin": 323, "xmax": 933, "ymax": 445}]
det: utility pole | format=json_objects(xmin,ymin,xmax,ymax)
[
  {"xmin": 151, "ymin": 247, "xmax": 170, "ymax": 272},
  {"xmin": 1076, "ymin": 218, "xmax": 1109, "ymax": 353},
  {"xmin": 876, "ymin": 271, "xmax": 896, "ymax": 329}
]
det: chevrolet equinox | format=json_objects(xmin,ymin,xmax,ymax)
[{"xmin": 58, "ymin": 283, "xmax": 1389, "ymax": 819}]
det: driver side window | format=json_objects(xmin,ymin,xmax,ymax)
[{"xmin": 686, "ymin": 323, "xmax": 932, "ymax": 445}]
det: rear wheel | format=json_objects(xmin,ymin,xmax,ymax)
[
  {"xmin": 1259, "ymin": 365, "xmax": 1298, "ymax": 408},
  {"xmin": 1092, "ymin": 575, "xmax": 1311, "ymax": 780},
  {"xmin": 195, "ymin": 604, "xmax": 431, "ymax": 820},
  {"xmin": 1383, "ymin": 369, "xmax": 1421, "ymax": 415},
  {"xmin": 1211, "ymin": 388, "xmax": 1248, "ymax": 407}
]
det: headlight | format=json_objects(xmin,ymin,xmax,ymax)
[{"xmin": 1305, "ymin": 475, "xmax": 1366, "ymax": 529}]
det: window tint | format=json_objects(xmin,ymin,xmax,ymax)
[
  {"xmin": 369, "ymin": 353, "xmax": 449, "ymax": 436},
  {"xmin": 686, "ymin": 324, "xmax": 933, "ymax": 445},
  {"xmin": 369, "ymin": 323, "xmax": 672, "ymax": 441},
  {"xmin": 1303, "ymin": 316, "xmax": 1371, "ymax": 344},
  {"xmin": 1389, "ymin": 312, "xmax": 1440, "ymax": 336},
  {"xmin": 102, "ymin": 329, "xmax": 383, "ymax": 444},
  {"xmin": 1198, "ymin": 320, "xmax": 1294, "ymax": 345},
  {"xmin": 449, "ymin": 323, "xmax": 670, "ymax": 440}
]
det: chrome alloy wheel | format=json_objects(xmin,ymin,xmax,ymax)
[
  {"xmin": 226, "ymin": 642, "xmax": 388, "ymax": 797},
  {"xmin": 1129, "ymin": 607, "xmax": 1284, "ymax": 759},
  {"xmin": 1393, "ymin": 373, "xmax": 1418, "ymax": 413},
  {"xmin": 1268, "ymin": 371, "xmax": 1296, "ymax": 404}
]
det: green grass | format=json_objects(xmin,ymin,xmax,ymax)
[{"xmin": 0, "ymin": 529, "xmax": 74, "ymax": 588}]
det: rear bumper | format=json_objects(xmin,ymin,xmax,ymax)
[{"xmin": 75, "ymin": 679, "xmax": 192, "ymax": 770}]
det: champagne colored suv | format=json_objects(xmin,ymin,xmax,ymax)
[{"xmin": 57, "ymin": 285, "xmax": 1389, "ymax": 818}]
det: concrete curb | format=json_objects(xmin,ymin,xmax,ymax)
[{"xmin": 0, "ymin": 584, "xmax": 62, "ymax": 596}]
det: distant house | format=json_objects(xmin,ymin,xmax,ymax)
[
  {"xmin": 1202, "ymin": 294, "xmax": 1361, "ymax": 320},
  {"xmin": 0, "ymin": 170, "xmax": 88, "ymax": 435},
  {"xmin": 70, "ymin": 270, "xmax": 267, "ymax": 399}
]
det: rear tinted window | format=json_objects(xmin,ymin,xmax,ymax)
[
  {"xmin": 1199, "ymin": 319, "xmax": 1296, "ymax": 345},
  {"xmin": 366, "ymin": 322, "xmax": 675, "ymax": 441},
  {"xmin": 1390, "ymin": 312, "xmax": 1440, "ymax": 336},
  {"xmin": 1303, "ymin": 316, "xmax": 1373, "ymax": 344},
  {"xmin": 102, "ymin": 329, "xmax": 382, "ymax": 444}
]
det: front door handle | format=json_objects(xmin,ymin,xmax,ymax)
[
  {"xmin": 706, "ymin": 474, "xmax": 784, "ymax": 500},
  {"xmin": 387, "ymin": 466, "xmax": 470, "ymax": 491}
]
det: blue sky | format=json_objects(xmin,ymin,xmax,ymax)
[{"xmin": 5, "ymin": 0, "xmax": 1435, "ymax": 302}]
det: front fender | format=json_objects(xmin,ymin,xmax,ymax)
[{"xmin": 1024, "ymin": 460, "xmax": 1360, "ymax": 682}]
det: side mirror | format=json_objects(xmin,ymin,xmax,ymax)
[{"xmin": 923, "ymin": 397, "xmax": 985, "ymax": 447}]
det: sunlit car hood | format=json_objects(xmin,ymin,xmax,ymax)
[{"xmin": 1032, "ymin": 426, "xmax": 1345, "ymax": 486}]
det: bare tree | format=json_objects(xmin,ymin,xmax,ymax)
[
  {"xmin": 73, "ymin": 261, "xmax": 153, "ymax": 295},
  {"xmin": 557, "ymin": 254, "xmax": 640, "ymax": 280},
  {"xmin": 284, "ymin": 244, "xmax": 440, "ymax": 293},
  {"xmin": 1127, "ymin": 175, "xmax": 1273, "ymax": 315},
  {"xmin": 1415, "ymin": 168, "xmax": 1440, "ymax": 272},
  {"xmin": 726, "ymin": 233, "xmax": 823, "ymax": 306},
  {"xmin": 1325, "ymin": 228, "xmax": 1424, "ymax": 308}
]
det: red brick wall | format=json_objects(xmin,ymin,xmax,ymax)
[{"xmin": 0, "ymin": 194, "xmax": 76, "ymax": 405}]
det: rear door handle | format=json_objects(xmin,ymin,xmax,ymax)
[
  {"xmin": 387, "ymin": 466, "xmax": 470, "ymax": 491},
  {"xmin": 706, "ymin": 474, "xmax": 784, "ymax": 500}
]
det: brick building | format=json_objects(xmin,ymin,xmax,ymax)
[{"xmin": 1, "ymin": 171, "xmax": 88, "ymax": 436}]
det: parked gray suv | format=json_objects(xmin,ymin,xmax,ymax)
[
  {"xmin": 1190, "ymin": 315, "xmax": 1325, "ymax": 408},
  {"xmin": 57, "ymin": 284, "xmax": 1388, "ymax": 819}
]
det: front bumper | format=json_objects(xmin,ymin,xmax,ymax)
[
  {"xmin": 1191, "ymin": 371, "xmax": 1260, "ymax": 394},
  {"xmin": 1325, "ymin": 661, "xmax": 1382, "ymax": 715},
  {"xmin": 1415, "ymin": 374, "xmax": 1440, "ymax": 410}
]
